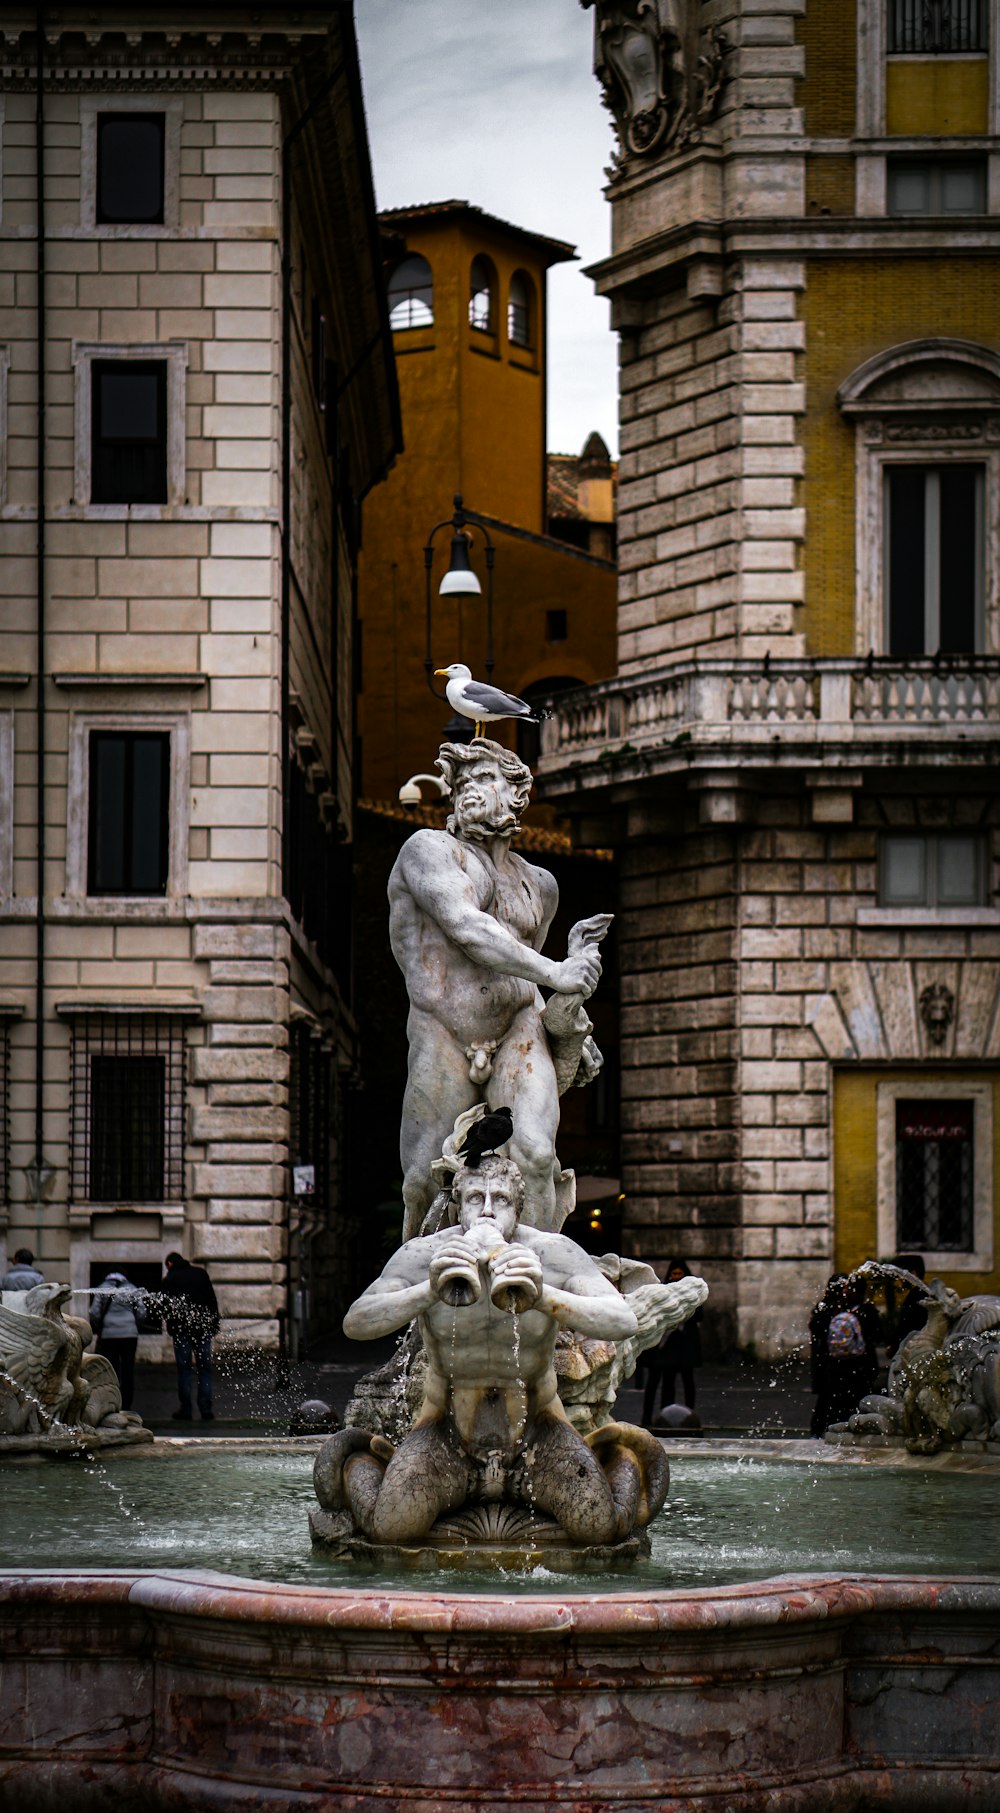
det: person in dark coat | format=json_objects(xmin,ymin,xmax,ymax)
[
  {"xmin": 1, "ymin": 1248, "xmax": 44, "ymax": 1291},
  {"xmin": 886, "ymin": 1254, "xmax": 928, "ymax": 1357},
  {"xmin": 641, "ymin": 1258, "xmax": 704, "ymax": 1426},
  {"xmin": 161, "ymin": 1251, "xmax": 220, "ymax": 1422},
  {"xmin": 809, "ymin": 1272, "xmax": 846, "ymax": 1436},
  {"xmin": 813, "ymin": 1270, "xmax": 880, "ymax": 1433},
  {"xmin": 89, "ymin": 1269, "xmax": 145, "ymax": 1411}
]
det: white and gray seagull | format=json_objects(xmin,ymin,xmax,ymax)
[{"xmin": 434, "ymin": 662, "xmax": 543, "ymax": 740}]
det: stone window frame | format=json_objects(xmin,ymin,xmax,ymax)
[
  {"xmin": 876, "ymin": 1076, "xmax": 994, "ymax": 1271},
  {"xmin": 65, "ymin": 1008, "xmax": 191, "ymax": 1220},
  {"xmin": 0, "ymin": 345, "xmax": 9, "ymax": 507},
  {"xmin": 65, "ymin": 705, "xmax": 191, "ymax": 902},
  {"xmin": 838, "ymin": 338, "xmax": 1000, "ymax": 655},
  {"xmin": 79, "ymin": 96, "xmax": 183, "ymax": 234},
  {"xmin": 855, "ymin": 1, "xmax": 1000, "ymax": 212},
  {"xmin": 0, "ymin": 707, "xmax": 12, "ymax": 899},
  {"xmin": 72, "ymin": 341, "xmax": 188, "ymax": 515}
]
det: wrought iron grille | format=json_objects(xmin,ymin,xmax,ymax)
[
  {"xmin": 896, "ymin": 1099, "xmax": 974, "ymax": 1250},
  {"xmin": 888, "ymin": 0, "xmax": 987, "ymax": 52},
  {"xmin": 289, "ymin": 1023, "xmax": 333, "ymax": 1215},
  {"xmin": 70, "ymin": 1016, "xmax": 186, "ymax": 1203}
]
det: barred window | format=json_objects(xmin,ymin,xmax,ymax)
[
  {"xmin": 887, "ymin": 0, "xmax": 988, "ymax": 52},
  {"xmin": 70, "ymin": 1016, "xmax": 186, "ymax": 1204},
  {"xmin": 289, "ymin": 1024, "xmax": 333, "ymax": 1215},
  {"xmin": 896, "ymin": 1098, "xmax": 974, "ymax": 1250}
]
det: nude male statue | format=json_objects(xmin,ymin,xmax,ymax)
[
  {"xmin": 388, "ymin": 739, "xmax": 608, "ymax": 1239},
  {"xmin": 316, "ymin": 1157, "xmax": 668, "ymax": 1547}
]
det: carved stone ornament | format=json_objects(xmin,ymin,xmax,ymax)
[
  {"xmin": 580, "ymin": 0, "xmax": 725, "ymax": 176},
  {"xmin": 919, "ymin": 982, "xmax": 955, "ymax": 1046}
]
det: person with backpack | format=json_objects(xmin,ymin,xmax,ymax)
[
  {"xmin": 822, "ymin": 1272, "xmax": 880, "ymax": 1430},
  {"xmin": 89, "ymin": 1269, "xmax": 148, "ymax": 1411}
]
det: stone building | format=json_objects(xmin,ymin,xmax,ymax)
[
  {"xmin": 357, "ymin": 201, "xmax": 617, "ymax": 803},
  {"xmin": 539, "ymin": 0, "xmax": 1000, "ymax": 1353},
  {"xmin": 0, "ymin": 6, "xmax": 400, "ymax": 1351}
]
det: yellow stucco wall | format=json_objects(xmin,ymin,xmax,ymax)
[
  {"xmin": 806, "ymin": 155, "xmax": 856, "ymax": 218},
  {"xmin": 798, "ymin": 0, "xmax": 856, "ymax": 138},
  {"xmin": 833, "ymin": 1068, "xmax": 1000, "ymax": 1294},
  {"xmin": 357, "ymin": 214, "xmax": 616, "ymax": 801},
  {"xmin": 800, "ymin": 258, "xmax": 1000, "ymax": 654},
  {"xmin": 886, "ymin": 57, "xmax": 989, "ymax": 136}
]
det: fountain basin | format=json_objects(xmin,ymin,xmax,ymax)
[
  {"xmin": 2, "ymin": 1441, "xmax": 999, "ymax": 1809},
  {"xmin": 2, "ymin": 1565, "xmax": 1000, "ymax": 1810}
]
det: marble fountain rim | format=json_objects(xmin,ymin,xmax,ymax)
[{"xmin": 3, "ymin": 1566, "xmax": 1000, "ymax": 1631}]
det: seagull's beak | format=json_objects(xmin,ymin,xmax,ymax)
[{"xmin": 434, "ymin": 668, "xmax": 449, "ymax": 677}]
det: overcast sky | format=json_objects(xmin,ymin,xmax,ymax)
[{"xmin": 354, "ymin": 0, "xmax": 620, "ymax": 457}]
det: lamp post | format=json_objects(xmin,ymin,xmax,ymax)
[{"xmin": 423, "ymin": 494, "xmax": 494, "ymax": 703}]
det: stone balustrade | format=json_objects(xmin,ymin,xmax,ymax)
[{"xmin": 537, "ymin": 657, "xmax": 1000, "ymax": 786}]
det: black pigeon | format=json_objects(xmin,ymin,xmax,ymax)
[{"xmin": 458, "ymin": 1106, "xmax": 514, "ymax": 1167}]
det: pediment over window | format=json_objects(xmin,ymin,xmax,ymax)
[{"xmin": 838, "ymin": 339, "xmax": 1000, "ymax": 417}]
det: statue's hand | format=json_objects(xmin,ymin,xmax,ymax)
[
  {"xmin": 551, "ymin": 947, "xmax": 602, "ymax": 998},
  {"xmin": 488, "ymin": 1245, "xmax": 543, "ymax": 1313},
  {"xmin": 429, "ymin": 1234, "xmax": 483, "ymax": 1307},
  {"xmin": 553, "ymin": 914, "xmax": 612, "ymax": 997}
]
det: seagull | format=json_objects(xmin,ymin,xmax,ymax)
[
  {"xmin": 434, "ymin": 663, "xmax": 543, "ymax": 740},
  {"xmin": 458, "ymin": 1105, "xmax": 514, "ymax": 1167}
]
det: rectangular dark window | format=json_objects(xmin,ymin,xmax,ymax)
[
  {"xmin": 71, "ymin": 1016, "xmax": 185, "ymax": 1206},
  {"xmin": 879, "ymin": 832, "xmax": 987, "ymax": 907},
  {"xmin": 888, "ymin": 0, "xmax": 987, "ymax": 52},
  {"xmin": 90, "ymin": 1055, "xmax": 165, "ymax": 1202},
  {"xmin": 887, "ymin": 158, "xmax": 987, "ymax": 216},
  {"xmin": 91, "ymin": 360, "xmax": 168, "ymax": 506},
  {"xmin": 886, "ymin": 464, "xmax": 983, "ymax": 655},
  {"xmin": 896, "ymin": 1099, "xmax": 974, "ymax": 1250},
  {"xmin": 88, "ymin": 730, "xmax": 169, "ymax": 896},
  {"xmin": 96, "ymin": 113, "xmax": 165, "ymax": 224},
  {"xmin": 546, "ymin": 609, "xmax": 568, "ymax": 643}
]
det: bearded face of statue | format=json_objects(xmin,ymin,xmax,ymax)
[{"xmin": 452, "ymin": 757, "xmax": 524, "ymax": 842}]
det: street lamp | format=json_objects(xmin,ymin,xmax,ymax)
[{"xmin": 423, "ymin": 494, "xmax": 494, "ymax": 704}]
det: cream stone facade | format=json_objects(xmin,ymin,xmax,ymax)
[
  {"xmin": 0, "ymin": 6, "xmax": 400, "ymax": 1353},
  {"xmin": 540, "ymin": 0, "xmax": 1000, "ymax": 1354}
]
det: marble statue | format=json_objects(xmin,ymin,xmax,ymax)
[
  {"xmin": 827, "ymin": 1264, "xmax": 1000, "ymax": 1455},
  {"xmin": 388, "ymin": 738, "xmax": 609, "ymax": 1240},
  {"xmin": 313, "ymin": 1154, "xmax": 679, "ymax": 1556},
  {"xmin": 315, "ymin": 733, "xmax": 708, "ymax": 1563},
  {"xmin": 0, "ymin": 1282, "xmax": 150, "ymax": 1451}
]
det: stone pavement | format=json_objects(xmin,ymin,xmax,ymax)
[{"xmin": 134, "ymin": 1337, "xmax": 824, "ymax": 1438}]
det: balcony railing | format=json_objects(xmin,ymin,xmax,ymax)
[{"xmin": 537, "ymin": 656, "xmax": 1000, "ymax": 778}]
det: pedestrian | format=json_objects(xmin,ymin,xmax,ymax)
[
  {"xmin": 642, "ymin": 1258, "xmax": 704, "ymax": 1426},
  {"xmin": 161, "ymin": 1251, "xmax": 220, "ymax": 1422},
  {"xmin": 818, "ymin": 1271, "xmax": 880, "ymax": 1432},
  {"xmin": 808, "ymin": 1272, "xmax": 846, "ymax": 1436},
  {"xmin": 887, "ymin": 1253, "xmax": 928, "ymax": 1357},
  {"xmin": 89, "ymin": 1269, "xmax": 145, "ymax": 1411},
  {"xmin": 1, "ymin": 1247, "xmax": 45, "ymax": 1291}
]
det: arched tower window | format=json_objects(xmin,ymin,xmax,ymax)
[
  {"xmin": 508, "ymin": 271, "xmax": 534, "ymax": 348},
  {"xmin": 468, "ymin": 255, "xmax": 496, "ymax": 334},
  {"xmin": 388, "ymin": 254, "xmax": 433, "ymax": 330}
]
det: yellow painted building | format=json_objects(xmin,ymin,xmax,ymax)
[
  {"xmin": 537, "ymin": 0, "xmax": 1000, "ymax": 1354},
  {"xmin": 357, "ymin": 202, "xmax": 617, "ymax": 802}
]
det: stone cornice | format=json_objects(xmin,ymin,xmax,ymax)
[{"xmin": 588, "ymin": 217, "xmax": 1000, "ymax": 292}]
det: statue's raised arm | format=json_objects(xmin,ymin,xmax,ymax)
[{"xmin": 388, "ymin": 738, "xmax": 611, "ymax": 1239}]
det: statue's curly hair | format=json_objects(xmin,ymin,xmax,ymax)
[
  {"xmin": 447, "ymin": 1153, "xmax": 526, "ymax": 1224},
  {"xmin": 435, "ymin": 739, "xmax": 532, "ymax": 830}
]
